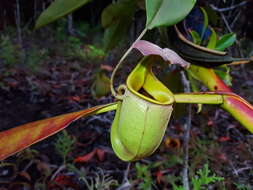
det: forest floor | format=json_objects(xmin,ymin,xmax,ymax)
[{"xmin": 0, "ymin": 25, "xmax": 253, "ymax": 190}]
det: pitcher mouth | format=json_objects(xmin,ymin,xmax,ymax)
[{"xmin": 126, "ymin": 56, "xmax": 174, "ymax": 105}]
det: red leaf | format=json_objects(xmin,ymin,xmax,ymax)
[
  {"xmin": 218, "ymin": 136, "xmax": 230, "ymax": 142},
  {"xmin": 74, "ymin": 149, "xmax": 97, "ymax": 163},
  {"xmin": 67, "ymin": 96, "xmax": 81, "ymax": 102},
  {"xmin": 49, "ymin": 175, "xmax": 79, "ymax": 190},
  {"xmin": 0, "ymin": 102, "xmax": 117, "ymax": 161}
]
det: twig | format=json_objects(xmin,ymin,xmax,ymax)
[
  {"xmin": 220, "ymin": 12, "xmax": 233, "ymax": 33},
  {"xmin": 15, "ymin": 0, "xmax": 22, "ymax": 45},
  {"xmin": 210, "ymin": 1, "xmax": 248, "ymax": 12},
  {"xmin": 230, "ymin": 10, "xmax": 241, "ymax": 29},
  {"xmin": 51, "ymin": 164, "xmax": 66, "ymax": 180},
  {"xmin": 116, "ymin": 163, "xmax": 131, "ymax": 190},
  {"xmin": 181, "ymin": 71, "xmax": 192, "ymax": 190},
  {"xmin": 68, "ymin": 14, "xmax": 75, "ymax": 35},
  {"xmin": 232, "ymin": 166, "xmax": 252, "ymax": 175}
]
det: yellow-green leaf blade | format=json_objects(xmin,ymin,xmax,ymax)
[
  {"xmin": 35, "ymin": 0, "xmax": 92, "ymax": 29},
  {"xmin": 0, "ymin": 102, "xmax": 117, "ymax": 160},
  {"xmin": 207, "ymin": 28, "xmax": 217, "ymax": 49}
]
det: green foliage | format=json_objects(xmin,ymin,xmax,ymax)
[
  {"xmin": 135, "ymin": 162, "xmax": 156, "ymax": 190},
  {"xmin": 171, "ymin": 164, "xmax": 224, "ymax": 190},
  {"xmin": 200, "ymin": 7, "xmax": 208, "ymax": 41},
  {"xmin": 234, "ymin": 183, "xmax": 252, "ymax": 190},
  {"xmin": 54, "ymin": 130, "xmax": 75, "ymax": 164},
  {"xmin": 215, "ymin": 33, "xmax": 236, "ymax": 51},
  {"xmin": 191, "ymin": 164, "xmax": 224, "ymax": 190},
  {"xmin": 102, "ymin": 0, "xmax": 137, "ymax": 51},
  {"xmin": 186, "ymin": 7, "xmax": 235, "ymax": 93},
  {"xmin": 0, "ymin": 35, "xmax": 18, "ymax": 66},
  {"xmin": 25, "ymin": 47, "xmax": 49, "ymax": 71},
  {"xmin": 84, "ymin": 45, "xmax": 106, "ymax": 60},
  {"xmin": 145, "ymin": 0, "xmax": 196, "ymax": 29},
  {"xmin": 207, "ymin": 28, "xmax": 217, "ymax": 49},
  {"xmin": 66, "ymin": 42, "xmax": 105, "ymax": 62},
  {"xmin": 188, "ymin": 7, "xmax": 236, "ymax": 51},
  {"xmin": 189, "ymin": 30, "xmax": 201, "ymax": 45},
  {"xmin": 35, "ymin": 0, "xmax": 93, "ymax": 29}
]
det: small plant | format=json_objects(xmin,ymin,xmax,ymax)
[
  {"xmin": 24, "ymin": 46, "xmax": 49, "ymax": 71},
  {"xmin": 192, "ymin": 164, "xmax": 224, "ymax": 190},
  {"xmin": 234, "ymin": 183, "xmax": 252, "ymax": 190},
  {"xmin": 135, "ymin": 162, "xmax": 156, "ymax": 190},
  {"xmin": 80, "ymin": 168, "xmax": 118, "ymax": 190},
  {"xmin": 171, "ymin": 164, "xmax": 224, "ymax": 190},
  {"xmin": 54, "ymin": 130, "xmax": 75, "ymax": 164}
]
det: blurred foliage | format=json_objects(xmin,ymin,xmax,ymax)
[{"xmin": 0, "ymin": 35, "xmax": 18, "ymax": 66}]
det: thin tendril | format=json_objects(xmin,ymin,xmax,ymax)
[{"xmin": 110, "ymin": 28, "xmax": 147, "ymax": 99}]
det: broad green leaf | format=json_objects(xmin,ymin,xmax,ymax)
[
  {"xmin": 200, "ymin": 7, "xmax": 208, "ymax": 41},
  {"xmin": 101, "ymin": 0, "xmax": 136, "ymax": 28},
  {"xmin": 189, "ymin": 30, "xmax": 201, "ymax": 45},
  {"xmin": 102, "ymin": 0, "xmax": 137, "ymax": 51},
  {"xmin": 207, "ymin": 28, "xmax": 217, "ymax": 49},
  {"xmin": 145, "ymin": 0, "xmax": 196, "ymax": 29},
  {"xmin": 215, "ymin": 33, "xmax": 236, "ymax": 51},
  {"xmin": 103, "ymin": 19, "xmax": 131, "ymax": 51},
  {"xmin": 35, "ymin": 0, "xmax": 92, "ymax": 29},
  {"xmin": 0, "ymin": 103, "xmax": 117, "ymax": 160}
]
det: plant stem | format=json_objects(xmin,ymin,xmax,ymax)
[
  {"xmin": 181, "ymin": 71, "xmax": 191, "ymax": 190},
  {"xmin": 110, "ymin": 28, "xmax": 148, "ymax": 98},
  {"xmin": 174, "ymin": 93, "xmax": 223, "ymax": 104}
]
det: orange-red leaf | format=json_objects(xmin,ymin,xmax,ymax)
[
  {"xmin": 74, "ymin": 149, "xmax": 97, "ymax": 163},
  {"xmin": 0, "ymin": 102, "xmax": 117, "ymax": 161}
]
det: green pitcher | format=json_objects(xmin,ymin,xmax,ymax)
[{"xmin": 111, "ymin": 56, "xmax": 174, "ymax": 161}]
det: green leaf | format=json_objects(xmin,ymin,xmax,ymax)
[
  {"xmin": 207, "ymin": 28, "xmax": 217, "ymax": 49},
  {"xmin": 189, "ymin": 30, "xmax": 201, "ymax": 45},
  {"xmin": 35, "ymin": 0, "xmax": 92, "ymax": 29},
  {"xmin": 200, "ymin": 7, "xmax": 208, "ymax": 41},
  {"xmin": 101, "ymin": 0, "xmax": 136, "ymax": 28},
  {"xmin": 103, "ymin": 19, "xmax": 131, "ymax": 51},
  {"xmin": 215, "ymin": 33, "xmax": 236, "ymax": 51},
  {"xmin": 145, "ymin": 0, "xmax": 196, "ymax": 29},
  {"xmin": 102, "ymin": 0, "xmax": 136, "ymax": 51}
]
